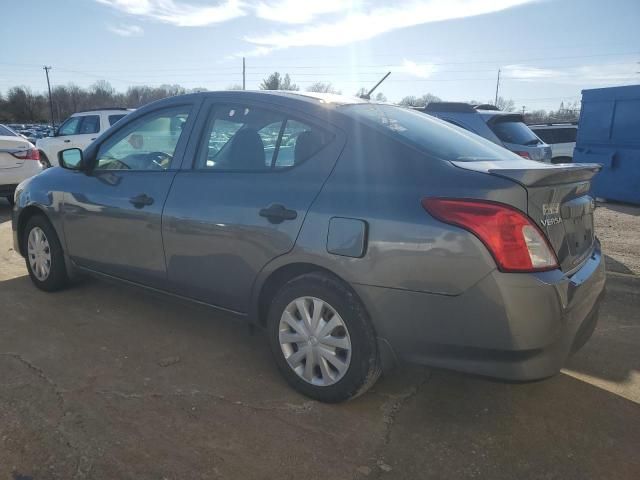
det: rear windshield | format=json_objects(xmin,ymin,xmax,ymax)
[
  {"xmin": 490, "ymin": 118, "xmax": 541, "ymax": 146},
  {"xmin": 0, "ymin": 125, "xmax": 17, "ymax": 136},
  {"xmin": 342, "ymin": 104, "xmax": 516, "ymax": 162}
]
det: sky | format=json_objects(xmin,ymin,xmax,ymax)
[{"xmin": 1, "ymin": 0, "xmax": 639, "ymax": 111}]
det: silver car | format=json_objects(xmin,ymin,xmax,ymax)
[
  {"xmin": 12, "ymin": 91, "xmax": 605, "ymax": 402},
  {"xmin": 422, "ymin": 102, "xmax": 553, "ymax": 162}
]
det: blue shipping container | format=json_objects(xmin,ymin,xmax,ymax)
[{"xmin": 573, "ymin": 84, "xmax": 640, "ymax": 204}]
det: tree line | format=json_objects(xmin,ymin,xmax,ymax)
[{"xmin": 0, "ymin": 72, "xmax": 579, "ymax": 125}]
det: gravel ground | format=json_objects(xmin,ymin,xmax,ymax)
[
  {"xmin": 0, "ymin": 199, "xmax": 638, "ymax": 480},
  {"xmin": 595, "ymin": 202, "xmax": 640, "ymax": 276}
]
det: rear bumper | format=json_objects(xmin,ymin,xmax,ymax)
[{"xmin": 354, "ymin": 241, "xmax": 606, "ymax": 381}]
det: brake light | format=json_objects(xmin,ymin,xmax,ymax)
[
  {"xmin": 422, "ymin": 198, "xmax": 558, "ymax": 273},
  {"xmin": 514, "ymin": 151, "xmax": 530, "ymax": 159},
  {"xmin": 11, "ymin": 148, "xmax": 40, "ymax": 161}
]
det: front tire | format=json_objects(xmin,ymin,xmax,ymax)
[
  {"xmin": 267, "ymin": 272, "xmax": 381, "ymax": 402},
  {"xmin": 23, "ymin": 215, "xmax": 69, "ymax": 292}
]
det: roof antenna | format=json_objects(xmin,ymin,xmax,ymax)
[{"xmin": 360, "ymin": 71, "xmax": 391, "ymax": 100}]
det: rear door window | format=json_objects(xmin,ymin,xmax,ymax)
[
  {"xmin": 196, "ymin": 104, "xmax": 333, "ymax": 170},
  {"xmin": 531, "ymin": 128, "xmax": 556, "ymax": 144},
  {"xmin": 78, "ymin": 115, "xmax": 100, "ymax": 134},
  {"xmin": 555, "ymin": 127, "xmax": 577, "ymax": 143},
  {"xmin": 109, "ymin": 114, "xmax": 127, "ymax": 126}
]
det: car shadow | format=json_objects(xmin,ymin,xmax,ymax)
[
  {"xmin": 0, "ymin": 271, "xmax": 638, "ymax": 478},
  {"xmin": 598, "ymin": 200, "xmax": 640, "ymax": 216},
  {"xmin": 604, "ymin": 253, "xmax": 635, "ymax": 275}
]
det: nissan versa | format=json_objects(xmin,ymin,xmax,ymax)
[{"xmin": 12, "ymin": 91, "xmax": 605, "ymax": 402}]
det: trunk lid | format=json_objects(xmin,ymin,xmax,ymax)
[
  {"xmin": 452, "ymin": 159, "xmax": 602, "ymax": 272},
  {"xmin": 0, "ymin": 136, "xmax": 31, "ymax": 169}
]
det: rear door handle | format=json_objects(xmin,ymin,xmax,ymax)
[
  {"xmin": 129, "ymin": 193, "xmax": 154, "ymax": 208},
  {"xmin": 63, "ymin": 139, "xmax": 71, "ymax": 143},
  {"xmin": 259, "ymin": 204, "xmax": 297, "ymax": 224}
]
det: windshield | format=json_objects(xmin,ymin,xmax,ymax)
[
  {"xmin": 342, "ymin": 104, "xmax": 517, "ymax": 162},
  {"xmin": 490, "ymin": 118, "xmax": 541, "ymax": 146}
]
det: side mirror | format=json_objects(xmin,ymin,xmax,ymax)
[{"xmin": 59, "ymin": 148, "xmax": 84, "ymax": 170}]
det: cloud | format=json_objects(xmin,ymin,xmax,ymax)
[
  {"xmin": 503, "ymin": 63, "xmax": 638, "ymax": 85},
  {"xmin": 398, "ymin": 59, "xmax": 439, "ymax": 78},
  {"xmin": 96, "ymin": 0, "xmax": 245, "ymax": 27},
  {"xmin": 107, "ymin": 23, "xmax": 144, "ymax": 36},
  {"xmin": 245, "ymin": 0, "xmax": 535, "ymax": 50},
  {"xmin": 254, "ymin": 0, "xmax": 351, "ymax": 24},
  {"xmin": 503, "ymin": 64, "xmax": 557, "ymax": 80}
]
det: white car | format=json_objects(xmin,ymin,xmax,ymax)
[
  {"xmin": 528, "ymin": 123, "xmax": 577, "ymax": 163},
  {"xmin": 0, "ymin": 124, "xmax": 43, "ymax": 205},
  {"xmin": 37, "ymin": 108, "xmax": 132, "ymax": 167}
]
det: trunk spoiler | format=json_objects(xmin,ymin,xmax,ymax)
[{"xmin": 451, "ymin": 160, "xmax": 602, "ymax": 187}]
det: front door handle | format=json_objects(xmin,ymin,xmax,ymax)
[
  {"xmin": 129, "ymin": 193, "xmax": 154, "ymax": 208},
  {"xmin": 259, "ymin": 204, "xmax": 297, "ymax": 224},
  {"xmin": 63, "ymin": 139, "xmax": 71, "ymax": 143}
]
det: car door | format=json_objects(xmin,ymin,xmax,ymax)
[
  {"xmin": 62, "ymin": 103, "xmax": 198, "ymax": 288},
  {"xmin": 162, "ymin": 99, "xmax": 345, "ymax": 313},
  {"xmin": 49, "ymin": 116, "xmax": 82, "ymax": 152}
]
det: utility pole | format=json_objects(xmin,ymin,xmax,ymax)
[
  {"xmin": 242, "ymin": 57, "xmax": 246, "ymax": 90},
  {"xmin": 494, "ymin": 68, "xmax": 501, "ymax": 106},
  {"xmin": 43, "ymin": 66, "xmax": 55, "ymax": 127},
  {"xmin": 522, "ymin": 105, "xmax": 526, "ymax": 115}
]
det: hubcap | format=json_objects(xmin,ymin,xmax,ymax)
[
  {"xmin": 27, "ymin": 227, "xmax": 52, "ymax": 281},
  {"xmin": 279, "ymin": 296, "xmax": 352, "ymax": 386}
]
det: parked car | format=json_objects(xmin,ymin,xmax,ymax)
[
  {"xmin": 528, "ymin": 123, "xmax": 577, "ymax": 163},
  {"xmin": 420, "ymin": 102, "xmax": 552, "ymax": 162},
  {"xmin": 12, "ymin": 91, "xmax": 605, "ymax": 402},
  {"xmin": 574, "ymin": 84, "xmax": 640, "ymax": 205},
  {"xmin": 36, "ymin": 108, "xmax": 132, "ymax": 167},
  {"xmin": 0, "ymin": 124, "xmax": 43, "ymax": 205}
]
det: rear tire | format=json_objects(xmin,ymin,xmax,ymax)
[
  {"xmin": 39, "ymin": 151, "xmax": 51, "ymax": 168},
  {"xmin": 267, "ymin": 272, "xmax": 381, "ymax": 402},
  {"xmin": 23, "ymin": 215, "xmax": 69, "ymax": 292}
]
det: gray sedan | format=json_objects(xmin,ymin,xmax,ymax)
[{"xmin": 11, "ymin": 91, "xmax": 605, "ymax": 402}]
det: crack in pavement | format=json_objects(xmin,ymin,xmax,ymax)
[
  {"xmin": 0, "ymin": 352, "xmax": 65, "ymax": 411},
  {"xmin": 94, "ymin": 389, "xmax": 316, "ymax": 414},
  {"xmin": 356, "ymin": 369, "xmax": 432, "ymax": 479},
  {"xmin": 0, "ymin": 352, "xmax": 96, "ymax": 479}
]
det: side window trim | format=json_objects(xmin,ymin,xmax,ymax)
[{"xmin": 270, "ymin": 119, "xmax": 288, "ymax": 168}]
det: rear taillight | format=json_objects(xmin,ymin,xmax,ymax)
[
  {"xmin": 11, "ymin": 148, "xmax": 40, "ymax": 160},
  {"xmin": 422, "ymin": 198, "xmax": 558, "ymax": 273},
  {"xmin": 514, "ymin": 151, "xmax": 530, "ymax": 159}
]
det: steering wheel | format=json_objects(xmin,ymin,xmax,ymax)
[{"xmin": 148, "ymin": 151, "xmax": 173, "ymax": 169}]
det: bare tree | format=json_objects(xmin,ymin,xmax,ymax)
[
  {"xmin": 307, "ymin": 82, "xmax": 340, "ymax": 94},
  {"xmin": 399, "ymin": 93, "xmax": 441, "ymax": 107},
  {"xmin": 374, "ymin": 92, "xmax": 387, "ymax": 102}
]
